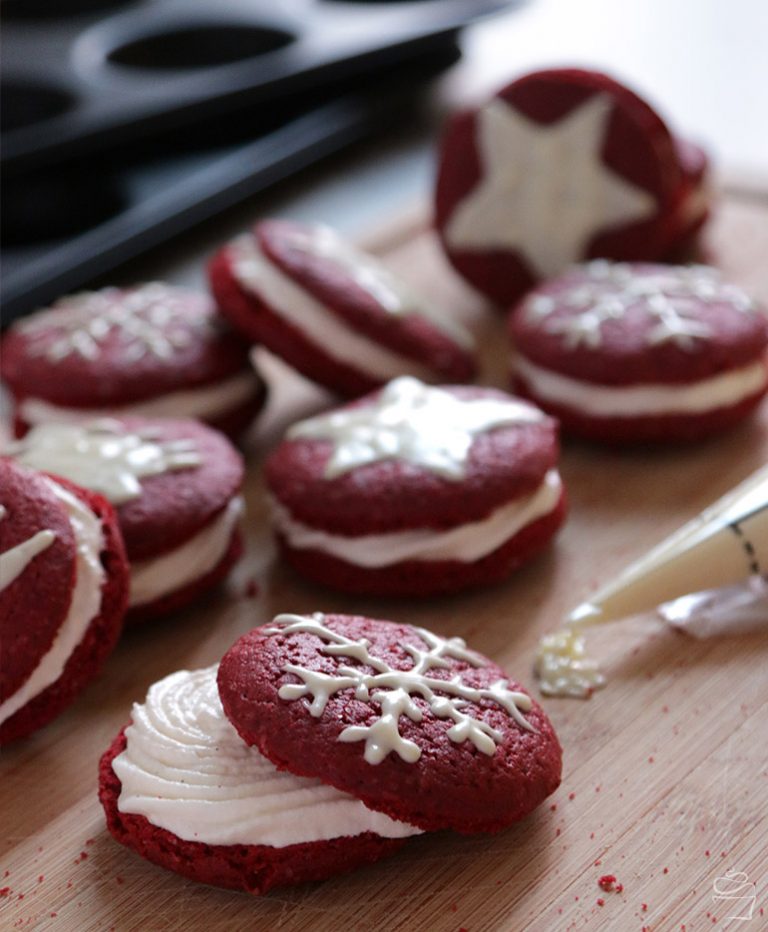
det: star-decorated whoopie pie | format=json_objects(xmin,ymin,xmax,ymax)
[
  {"xmin": 99, "ymin": 664, "xmax": 419, "ymax": 895},
  {"xmin": 509, "ymin": 261, "xmax": 768, "ymax": 443},
  {"xmin": 1, "ymin": 459, "xmax": 129, "ymax": 745},
  {"xmin": 218, "ymin": 614, "xmax": 563, "ymax": 834},
  {"xmin": 208, "ymin": 219, "xmax": 476, "ymax": 396},
  {"xmin": 99, "ymin": 614, "xmax": 561, "ymax": 893},
  {"xmin": 669, "ymin": 138, "xmax": 711, "ymax": 261},
  {"xmin": 1, "ymin": 283, "xmax": 267, "ymax": 439},
  {"xmin": 435, "ymin": 67, "xmax": 709, "ymax": 305},
  {"xmin": 8, "ymin": 417, "xmax": 245, "ymax": 622},
  {"xmin": 265, "ymin": 376, "xmax": 566, "ymax": 596}
]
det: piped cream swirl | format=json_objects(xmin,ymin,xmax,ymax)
[{"xmin": 113, "ymin": 666, "xmax": 421, "ymax": 847}]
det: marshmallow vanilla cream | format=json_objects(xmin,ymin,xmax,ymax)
[
  {"xmin": 514, "ymin": 356, "xmax": 768, "ymax": 418},
  {"xmin": 18, "ymin": 371, "xmax": 260, "ymax": 427},
  {"xmin": 129, "ymin": 496, "xmax": 244, "ymax": 606},
  {"xmin": 271, "ymin": 470, "xmax": 563, "ymax": 567},
  {"xmin": 113, "ymin": 666, "xmax": 421, "ymax": 846}
]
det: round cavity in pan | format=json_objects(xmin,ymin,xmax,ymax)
[
  {"xmin": 1, "ymin": 0, "xmax": 136, "ymax": 19},
  {"xmin": 1, "ymin": 80, "xmax": 76, "ymax": 132},
  {"xmin": 107, "ymin": 24, "xmax": 295, "ymax": 70}
]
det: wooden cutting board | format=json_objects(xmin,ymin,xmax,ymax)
[{"xmin": 2, "ymin": 195, "xmax": 767, "ymax": 932}]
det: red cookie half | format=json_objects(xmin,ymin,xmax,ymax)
[
  {"xmin": 218, "ymin": 613, "xmax": 563, "ymax": 834},
  {"xmin": 0, "ymin": 459, "xmax": 129, "ymax": 744},
  {"xmin": 1, "ymin": 283, "xmax": 266, "ymax": 440},
  {"xmin": 509, "ymin": 261, "xmax": 768, "ymax": 443},
  {"xmin": 435, "ymin": 68, "xmax": 694, "ymax": 305},
  {"xmin": 8, "ymin": 417, "xmax": 245, "ymax": 622},
  {"xmin": 209, "ymin": 219, "xmax": 476, "ymax": 397}
]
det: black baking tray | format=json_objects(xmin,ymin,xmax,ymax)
[
  {"xmin": 1, "ymin": 0, "xmax": 514, "ymax": 171},
  {"xmin": 0, "ymin": 42, "xmax": 462, "ymax": 323}
]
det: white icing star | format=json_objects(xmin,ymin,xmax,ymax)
[
  {"xmin": 0, "ymin": 505, "xmax": 56, "ymax": 592},
  {"xmin": 287, "ymin": 376, "xmax": 543, "ymax": 480},
  {"xmin": 8, "ymin": 421, "xmax": 200, "ymax": 505},
  {"xmin": 267, "ymin": 613, "xmax": 535, "ymax": 765},
  {"xmin": 445, "ymin": 95, "xmax": 658, "ymax": 279}
]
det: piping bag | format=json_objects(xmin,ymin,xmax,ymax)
[{"xmin": 535, "ymin": 464, "xmax": 768, "ymax": 698}]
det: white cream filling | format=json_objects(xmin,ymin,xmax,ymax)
[
  {"xmin": 129, "ymin": 496, "xmax": 244, "ymax": 607},
  {"xmin": 113, "ymin": 666, "xmax": 421, "ymax": 847},
  {"xmin": 514, "ymin": 355, "xmax": 768, "ymax": 417},
  {"xmin": 0, "ymin": 478, "xmax": 105, "ymax": 725},
  {"xmin": 270, "ymin": 469, "xmax": 562, "ymax": 567},
  {"xmin": 18, "ymin": 371, "xmax": 259, "ymax": 427},
  {"xmin": 229, "ymin": 236, "xmax": 447, "ymax": 383}
]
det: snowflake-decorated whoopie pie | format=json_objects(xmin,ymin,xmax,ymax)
[
  {"xmin": 99, "ymin": 662, "xmax": 418, "ymax": 895},
  {"xmin": 1, "ymin": 283, "xmax": 267, "ymax": 439},
  {"xmin": 1, "ymin": 459, "xmax": 129, "ymax": 745},
  {"xmin": 218, "ymin": 613, "xmax": 562, "ymax": 836},
  {"xmin": 435, "ymin": 68, "xmax": 709, "ymax": 305},
  {"xmin": 8, "ymin": 417, "xmax": 245, "ymax": 622},
  {"xmin": 509, "ymin": 261, "xmax": 768, "ymax": 443},
  {"xmin": 208, "ymin": 219, "xmax": 476, "ymax": 396},
  {"xmin": 265, "ymin": 376, "xmax": 566, "ymax": 596}
]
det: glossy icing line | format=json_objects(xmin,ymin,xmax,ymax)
[
  {"xmin": 0, "ymin": 479, "xmax": 105, "ymax": 725},
  {"xmin": 288, "ymin": 376, "xmax": 543, "ymax": 480},
  {"xmin": 9, "ymin": 421, "xmax": 200, "ymax": 505},
  {"xmin": 270, "ymin": 470, "xmax": 563, "ymax": 566},
  {"xmin": 266, "ymin": 613, "xmax": 535, "ymax": 765},
  {"xmin": 0, "ymin": 504, "xmax": 56, "ymax": 591},
  {"xmin": 113, "ymin": 665, "xmax": 421, "ymax": 846}
]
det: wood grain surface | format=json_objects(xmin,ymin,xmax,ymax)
[{"xmin": 2, "ymin": 196, "xmax": 767, "ymax": 932}]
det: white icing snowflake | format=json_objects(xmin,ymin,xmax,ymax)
[
  {"xmin": 16, "ymin": 283, "xmax": 214, "ymax": 362},
  {"xmin": 524, "ymin": 261, "xmax": 756, "ymax": 351},
  {"xmin": 266, "ymin": 613, "xmax": 535, "ymax": 765},
  {"xmin": 8, "ymin": 420, "xmax": 200, "ymax": 505},
  {"xmin": 287, "ymin": 376, "xmax": 543, "ymax": 480}
]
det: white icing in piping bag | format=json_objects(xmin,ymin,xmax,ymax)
[{"xmin": 535, "ymin": 464, "xmax": 768, "ymax": 697}]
